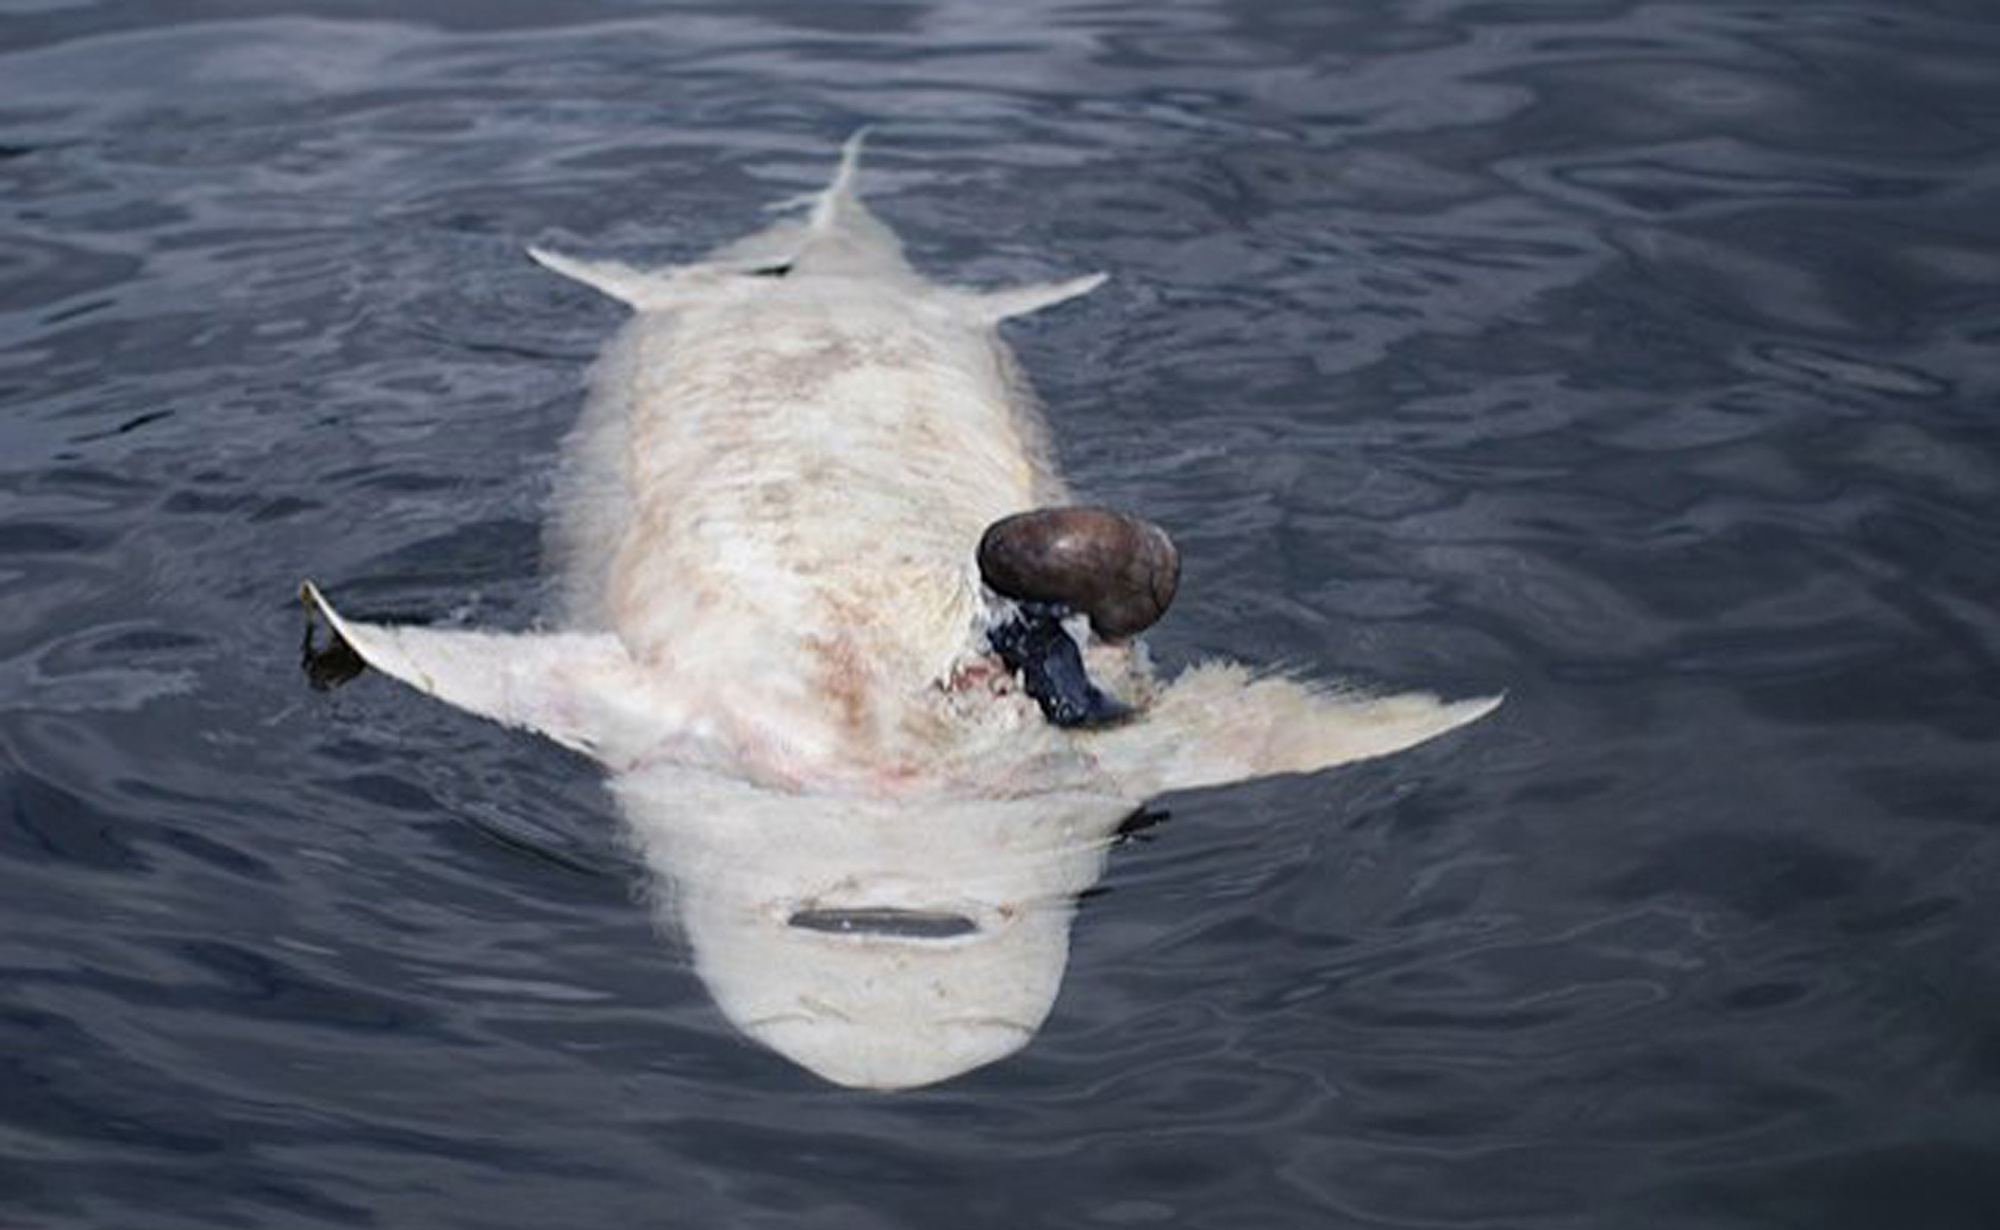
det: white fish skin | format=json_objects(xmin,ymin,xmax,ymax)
[{"xmin": 303, "ymin": 133, "xmax": 1498, "ymax": 1089}]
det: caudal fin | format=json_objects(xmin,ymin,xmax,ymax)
[{"xmin": 808, "ymin": 127, "xmax": 872, "ymax": 232}]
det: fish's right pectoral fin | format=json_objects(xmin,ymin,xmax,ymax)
[{"xmin": 300, "ymin": 581, "xmax": 664, "ymax": 764}]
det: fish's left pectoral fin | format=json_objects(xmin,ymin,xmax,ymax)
[
  {"xmin": 299, "ymin": 581, "xmax": 657, "ymax": 763},
  {"xmin": 1091, "ymin": 662, "xmax": 1502, "ymax": 798},
  {"xmin": 964, "ymin": 273, "xmax": 1108, "ymax": 325}
]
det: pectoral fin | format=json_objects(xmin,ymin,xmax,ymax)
[
  {"xmin": 961, "ymin": 274, "xmax": 1108, "ymax": 325},
  {"xmin": 1090, "ymin": 662, "xmax": 1501, "ymax": 798},
  {"xmin": 529, "ymin": 247, "xmax": 687, "ymax": 311},
  {"xmin": 299, "ymin": 581, "xmax": 661, "ymax": 764}
]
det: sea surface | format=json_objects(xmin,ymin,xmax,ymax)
[{"xmin": 3, "ymin": 1, "xmax": 1997, "ymax": 1227}]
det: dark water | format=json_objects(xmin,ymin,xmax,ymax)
[{"xmin": 4, "ymin": 0, "xmax": 1998, "ymax": 1226}]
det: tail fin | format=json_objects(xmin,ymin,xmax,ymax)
[
  {"xmin": 527, "ymin": 131, "xmax": 879, "ymax": 308},
  {"xmin": 704, "ymin": 128, "xmax": 903, "ymax": 275}
]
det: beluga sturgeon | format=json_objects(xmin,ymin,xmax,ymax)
[{"xmin": 303, "ymin": 133, "xmax": 1499, "ymax": 1090}]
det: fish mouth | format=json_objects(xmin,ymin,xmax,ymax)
[{"xmin": 786, "ymin": 906, "xmax": 982, "ymax": 940}]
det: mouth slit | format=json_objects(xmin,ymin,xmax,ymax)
[{"xmin": 787, "ymin": 907, "xmax": 980, "ymax": 940}]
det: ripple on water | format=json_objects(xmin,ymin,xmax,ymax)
[{"xmin": 2, "ymin": 0, "xmax": 1998, "ymax": 1227}]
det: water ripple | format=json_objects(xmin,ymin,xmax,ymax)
[{"xmin": 2, "ymin": 0, "xmax": 1997, "ymax": 1226}]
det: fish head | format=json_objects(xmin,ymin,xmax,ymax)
[{"xmin": 612, "ymin": 766, "xmax": 1130, "ymax": 1089}]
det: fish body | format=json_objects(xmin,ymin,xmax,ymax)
[
  {"xmin": 305, "ymin": 134, "xmax": 1497, "ymax": 1088},
  {"xmin": 540, "ymin": 247, "xmax": 1078, "ymax": 792}
]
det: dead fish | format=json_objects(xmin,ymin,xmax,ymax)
[{"xmin": 302, "ymin": 133, "xmax": 1499, "ymax": 1089}]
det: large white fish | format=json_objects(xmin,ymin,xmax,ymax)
[{"xmin": 304, "ymin": 134, "xmax": 1498, "ymax": 1089}]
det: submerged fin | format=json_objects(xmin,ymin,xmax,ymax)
[
  {"xmin": 1089, "ymin": 663, "xmax": 1501, "ymax": 798},
  {"xmin": 299, "ymin": 581, "xmax": 661, "ymax": 764}
]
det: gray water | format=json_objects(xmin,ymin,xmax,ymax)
[{"xmin": 4, "ymin": 1, "xmax": 1998, "ymax": 1227}]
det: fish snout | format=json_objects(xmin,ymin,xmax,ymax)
[{"xmin": 748, "ymin": 1012, "xmax": 1035, "ymax": 1091}]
